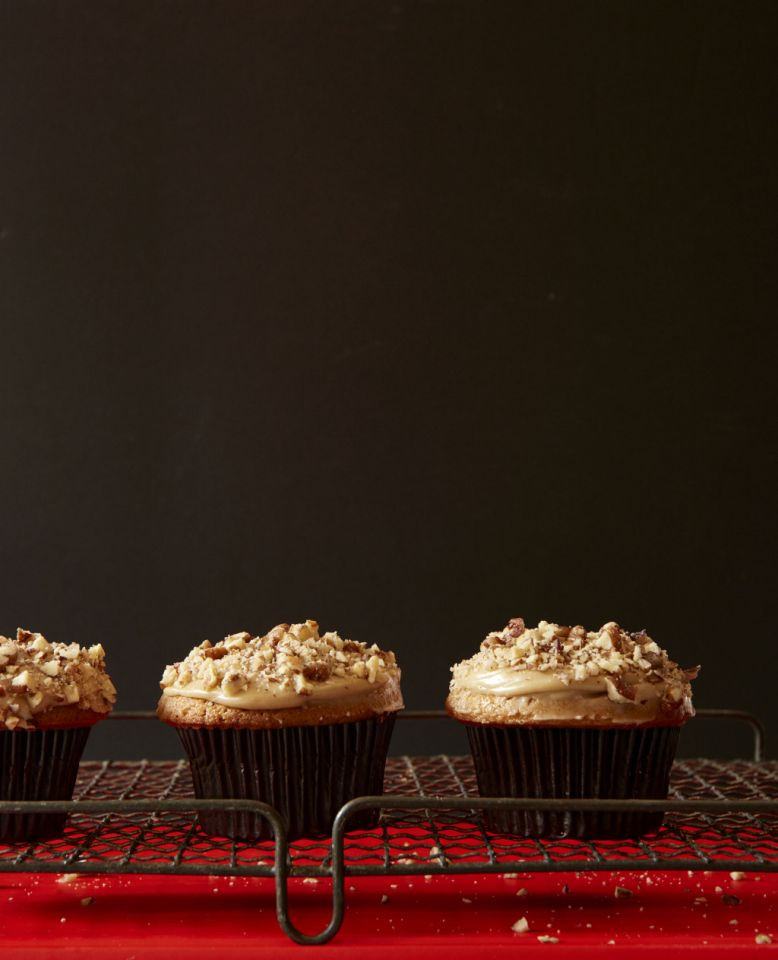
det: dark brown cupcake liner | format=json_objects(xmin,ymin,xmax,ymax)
[
  {"xmin": 176, "ymin": 712, "xmax": 397, "ymax": 841},
  {"xmin": 0, "ymin": 726, "xmax": 92, "ymax": 842},
  {"xmin": 465, "ymin": 723, "xmax": 681, "ymax": 839}
]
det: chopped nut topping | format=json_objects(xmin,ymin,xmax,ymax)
[
  {"xmin": 452, "ymin": 619, "xmax": 697, "ymax": 708},
  {"xmin": 0, "ymin": 630, "xmax": 115, "ymax": 731},
  {"xmin": 160, "ymin": 620, "xmax": 399, "ymax": 699}
]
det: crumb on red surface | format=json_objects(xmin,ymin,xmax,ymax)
[{"xmin": 0, "ymin": 869, "xmax": 776, "ymax": 957}]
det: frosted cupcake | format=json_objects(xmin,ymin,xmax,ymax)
[
  {"xmin": 0, "ymin": 628, "xmax": 116, "ymax": 841},
  {"xmin": 157, "ymin": 620, "xmax": 403, "ymax": 839},
  {"xmin": 447, "ymin": 618, "xmax": 698, "ymax": 838}
]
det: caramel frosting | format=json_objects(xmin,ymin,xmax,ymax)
[
  {"xmin": 0, "ymin": 628, "xmax": 116, "ymax": 730},
  {"xmin": 159, "ymin": 620, "xmax": 403, "ymax": 713},
  {"xmin": 447, "ymin": 619, "xmax": 698, "ymax": 726}
]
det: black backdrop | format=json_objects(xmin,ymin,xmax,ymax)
[{"xmin": 1, "ymin": 1, "xmax": 776, "ymax": 760}]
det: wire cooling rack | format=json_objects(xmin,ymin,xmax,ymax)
[{"xmin": 0, "ymin": 709, "xmax": 775, "ymax": 945}]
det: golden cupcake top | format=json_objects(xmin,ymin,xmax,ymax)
[
  {"xmin": 0, "ymin": 628, "xmax": 116, "ymax": 730},
  {"xmin": 448, "ymin": 618, "xmax": 698, "ymax": 725},
  {"xmin": 160, "ymin": 620, "xmax": 401, "ymax": 711}
]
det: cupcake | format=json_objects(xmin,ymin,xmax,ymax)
[
  {"xmin": 0, "ymin": 628, "xmax": 116, "ymax": 842},
  {"xmin": 447, "ymin": 618, "xmax": 698, "ymax": 839},
  {"xmin": 157, "ymin": 620, "xmax": 403, "ymax": 840}
]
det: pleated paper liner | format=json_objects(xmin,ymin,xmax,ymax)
[
  {"xmin": 0, "ymin": 726, "xmax": 92, "ymax": 842},
  {"xmin": 465, "ymin": 723, "xmax": 681, "ymax": 839},
  {"xmin": 177, "ymin": 712, "xmax": 397, "ymax": 841}
]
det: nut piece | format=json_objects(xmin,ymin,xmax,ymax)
[
  {"xmin": 614, "ymin": 886, "xmax": 633, "ymax": 899},
  {"xmin": 203, "ymin": 647, "xmax": 228, "ymax": 660},
  {"xmin": 302, "ymin": 662, "xmax": 331, "ymax": 683},
  {"xmin": 511, "ymin": 917, "xmax": 529, "ymax": 933}
]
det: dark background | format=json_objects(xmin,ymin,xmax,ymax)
[{"xmin": 1, "ymin": 1, "xmax": 776, "ymax": 761}]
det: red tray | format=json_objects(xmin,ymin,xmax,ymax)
[{"xmin": 1, "ymin": 867, "xmax": 775, "ymax": 958}]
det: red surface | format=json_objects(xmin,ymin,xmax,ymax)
[{"xmin": 0, "ymin": 869, "xmax": 776, "ymax": 958}]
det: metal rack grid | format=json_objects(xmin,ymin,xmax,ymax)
[{"xmin": 0, "ymin": 709, "xmax": 775, "ymax": 945}]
